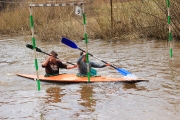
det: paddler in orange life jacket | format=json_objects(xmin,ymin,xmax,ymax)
[
  {"xmin": 77, "ymin": 52, "xmax": 110, "ymax": 76},
  {"xmin": 42, "ymin": 51, "xmax": 77, "ymax": 77}
]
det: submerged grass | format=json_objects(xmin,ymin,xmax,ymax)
[{"xmin": 0, "ymin": 0, "xmax": 180, "ymax": 41}]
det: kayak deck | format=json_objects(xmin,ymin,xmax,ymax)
[{"xmin": 17, "ymin": 73, "xmax": 149, "ymax": 83}]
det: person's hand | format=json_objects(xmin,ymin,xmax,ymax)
[
  {"xmin": 47, "ymin": 55, "xmax": 53, "ymax": 60},
  {"xmin": 106, "ymin": 63, "xmax": 111, "ymax": 66},
  {"xmin": 83, "ymin": 52, "xmax": 86, "ymax": 56},
  {"xmin": 42, "ymin": 55, "xmax": 54, "ymax": 66},
  {"xmin": 48, "ymin": 54, "xmax": 57, "ymax": 63}
]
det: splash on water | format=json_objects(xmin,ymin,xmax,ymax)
[{"xmin": 123, "ymin": 74, "xmax": 138, "ymax": 80}]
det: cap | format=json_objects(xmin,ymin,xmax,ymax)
[{"xmin": 50, "ymin": 51, "xmax": 58, "ymax": 57}]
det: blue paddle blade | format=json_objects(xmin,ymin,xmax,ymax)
[
  {"xmin": 61, "ymin": 37, "xmax": 78, "ymax": 49},
  {"xmin": 116, "ymin": 68, "xmax": 131, "ymax": 76}
]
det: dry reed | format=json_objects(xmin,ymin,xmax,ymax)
[{"xmin": 0, "ymin": 0, "xmax": 179, "ymax": 41}]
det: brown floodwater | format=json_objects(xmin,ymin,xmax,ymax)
[{"xmin": 0, "ymin": 36, "xmax": 180, "ymax": 120}]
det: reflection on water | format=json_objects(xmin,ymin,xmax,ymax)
[
  {"xmin": 78, "ymin": 85, "xmax": 96, "ymax": 112},
  {"xmin": 122, "ymin": 83, "xmax": 137, "ymax": 90},
  {"xmin": 0, "ymin": 37, "xmax": 180, "ymax": 119},
  {"xmin": 122, "ymin": 83, "xmax": 147, "ymax": 91},
  {"xmin": 46, "ymin": 87, "xmax": 64, "ymax": 103}
]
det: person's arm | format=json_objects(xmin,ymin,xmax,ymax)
[
  {"xmin": 91, "ymin": 62, "xmax": 110, "ymax": 68},
  {"xmin": 77, "ymin": 55, "xmax": 85, "ymax": 64},
  {"xmin": 42, "ymin": 56, "xmax": 52, "ymax": 67},
  {"xmin": 57, "ymin": 60, "xmax": 77, "ymax": 69},
  {"xmin": 66, "ymin": 64, "xmax": 77, "ymax": 69}
]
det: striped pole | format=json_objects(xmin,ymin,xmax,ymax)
[
  {"xmin": 166, "ymin": 0, "xmax": 172, "ymax": 58},
  {"xmin": 29, "ymin": 7, "xmax": 41, "ymax": 91},
  {"xmin": 82, "ymin": 4, "xmax": 90, "ymax": 82},
  {"xmin": 29, "ymin": 2, "xmax": 85, "ymax": 7}
]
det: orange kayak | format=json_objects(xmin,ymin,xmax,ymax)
[{"xmin": 17, "ymin": 73, "xmax": 148, "ymax": 83}]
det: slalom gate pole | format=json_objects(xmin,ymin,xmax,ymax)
[
  {"xmin": 81, "ymin": 4, "xmax": 90, "ymax": 82},
  {"xmin": 28, "ymin": 2, "xmax": 86, "ymax": 87},
  {"xmin": 29, "ymin": 7, "xmax": 41, "ymax": 91}
]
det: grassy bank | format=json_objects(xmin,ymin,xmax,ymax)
[{"xmin": 0, "ymin": 0, "xmax": 179, "ymax": 41}]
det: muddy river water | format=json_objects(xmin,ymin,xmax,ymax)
[{"xmin": 0, "ymin": 36, "xmax": 180, "ymax": 120}]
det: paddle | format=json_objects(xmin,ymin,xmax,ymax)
[
  {"xmin": 26, "ymin": 44, "xmax": 97, "ymax": 75},
  {"xmin": 61, "ymin": 37, "xmax": 131, "ymax": 76},
  {"xmin": 26, "ymin": 44, "xmax": 74, "ymax": 65}
]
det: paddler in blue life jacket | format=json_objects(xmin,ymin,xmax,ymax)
[
  {"xmin": 77, "ymin": 52, "xmax": 110, "ymax": 76},
  {"xmin": 42, "ymin": 51, "xmax": 77, "ymax": 77}
]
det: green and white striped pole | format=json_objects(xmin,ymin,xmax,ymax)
[
  {"xmin": 29, "ymin": 7, "xmax": 41, "ymax": 91},
  {"xmin": 82, "ymin": 4, "xmax": 90, "ymax": 82},
  {"xmin": 166, "ymin": 0, "xmax": 172, "ymax": 58}
]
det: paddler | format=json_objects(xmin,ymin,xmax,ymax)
[
  {"xmin": 77, "ymin": 52, "xmax": 110, "ymax": 76},
  {"xmin": 42, "ymin": 51, "xmax": 77, "ymax": 77}
]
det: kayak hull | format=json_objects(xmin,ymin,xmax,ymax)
[{"xmin": 17, "ymin": 73, "xmax": 148, "ymax": 83}]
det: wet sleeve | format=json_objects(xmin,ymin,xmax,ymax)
[
  {"xmin": 58, "ymin": 61, "xmax": 67, "ymax": 69},
  {"xmin": 42, "ymin": 63, "xmax": 48, "ymax": 68},
  {"xmin": 77, "ymin": 55, "xmax": 84, "ymax": 64},
  {"xmin": 90, "ymin": 62, "xmax": 106, "ymax": 68}
]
